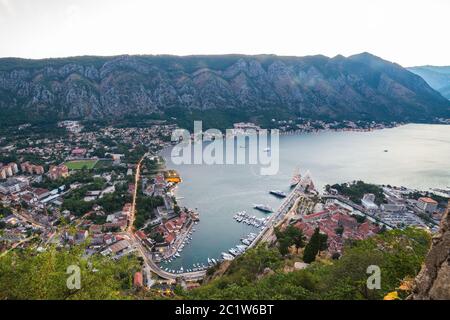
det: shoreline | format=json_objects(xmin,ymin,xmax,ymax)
[{"xmin": 156, "ymin": 123, "xmax": 449, "ymax": 269}]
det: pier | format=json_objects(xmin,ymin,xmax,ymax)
[{"xmin": 249, "ymin": 181, "xmax": 305, "ymax": 248}]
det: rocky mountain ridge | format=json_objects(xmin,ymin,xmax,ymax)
[{"xmin": 0, "ymin": 53, "xmax": 449, "ymax": 125}]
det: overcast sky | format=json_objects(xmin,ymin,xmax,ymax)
[{"xmin": 0, "ymin": 0, "xmax": 449, "ymax": 66}]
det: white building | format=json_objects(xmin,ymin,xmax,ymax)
[
  {"xmin": 416, "ymin": 197, "xmax": 438, "ymax": 214},
  {"xmin": 361, "ymin": 193, "xmax": 378, "ymax": 211}
]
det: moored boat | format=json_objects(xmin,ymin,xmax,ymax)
[
  {"xmin": 253, "ymin": 204, "xmax": 273, "ymax": 213},
  {"xmin": 269, "ymin": 190, "xmax": 287, "ymax": 198}
]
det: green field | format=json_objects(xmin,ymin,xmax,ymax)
[
  {"xmin": 94, "ymin": 159, "xmax": 113, "ymax": 169},
  {"xmin": 65, "ymin": 160, "xmax": 98, "ymax": 170}
]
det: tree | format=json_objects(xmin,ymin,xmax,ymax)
[
  {"xmin": 335, "ymin": 225, "xmax": 344, "ymax": 236},
  {"xmin": 303, "ymin": 227, "xmax": 323, "ymax": 263},
  {"xmin": 293, "ymin": 230, "xmax": 306, "ymax": 253},
  {"xmin": 318, "ymin": 232, "xmax": 328, "ymax": 253},
  {"xmin": 275, "ymin": 225, "xmax": 306, "ymax": 255},
  {"xmin": 278, "ymin": 237, "xmax": 291, "ymax": 256}
]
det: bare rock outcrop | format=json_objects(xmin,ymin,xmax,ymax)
[{"xmin": 409, "ymin": 200, "xmax": 450, "ymax": 300}]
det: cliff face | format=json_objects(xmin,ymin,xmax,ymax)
[
  {"xmin": 410, "ymin": 201, "xmax": 450, "ymax": 300},
  {"xmin": 0, "ymin": 53, "xmax": 449, "ymax": 124}
]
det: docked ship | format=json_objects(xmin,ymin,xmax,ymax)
[
  {"xmin": 290, "ymin": 168, "xmax": 301, "ymax": 188},
  {"xmin": 269, "ymin": 190, "xmax": 287, "ymax": 198},
  {"xmin": 253, "ymin": 204, "xmax": 273, "ymax": 213}
]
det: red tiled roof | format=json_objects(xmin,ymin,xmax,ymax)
[
  {"xmin": 133, "ymin": 272, "xmax": 143, "ymax": 287},
  {"xmin": 418, "ymin": 197, "xmax": 438, "ymax": 204},
  {"xmin": 164, "ymin": 233, "xmax": 175, "ymax": 244},
  {"xmin": 136, "ymin": 230, "xmax": 147, "ymax": 240}
]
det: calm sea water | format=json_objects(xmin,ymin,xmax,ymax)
[{"xmin": 160, "ymin": 124, "xmax": 450, "ymax": 270}]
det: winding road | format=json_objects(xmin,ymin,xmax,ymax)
[{"xmin": 126, "ymin": 153, "xmax": 206, "ymax": 281}]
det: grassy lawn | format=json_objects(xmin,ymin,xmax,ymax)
[
  {"xmin": 65, "ymin": 159, "xmax": 98, "ymax": 170},
  {"xmin": 94, "ymin": 159, "xmax": 113, "ymax": 169}
]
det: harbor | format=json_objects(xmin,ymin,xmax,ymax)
[{"xmin": 160, "ymin": 124, "xmax": 450, "ymax": 271}]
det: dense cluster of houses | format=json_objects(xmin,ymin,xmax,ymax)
[{"xmin": 294, "ymin": 202, "xmax": 380, "ymax": 255}]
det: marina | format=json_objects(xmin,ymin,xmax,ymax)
[
  {"xmin": 233, "ymin": 211, "xmax": 270, "ymax": 229},
  {"xmin": 161, "ymin": 124, "xmax": 450, "ymax": 270}
]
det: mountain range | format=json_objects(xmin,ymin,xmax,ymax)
[
  {"xmin": 408, "ymin": 65, "xmax": 450, "ymax": 100},
  {"xmin": 0, "ymin": 53, "xmax": 449, "ymax": 126}
]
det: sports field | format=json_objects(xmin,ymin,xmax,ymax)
[{"xmin": 65, "ymin": 159, "xmax": 98, "ymax": 170}]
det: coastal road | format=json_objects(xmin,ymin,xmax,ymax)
[
  {"xmin": 126, "ymin": 152, "xmax": 206, "ymax": 281},
  {"xmin": 128, "ymin": 232, "xmax": 205, "ymax": 281},
  {"xmin": 128, "ymin": 153, "xmax": 148, "ymax": 233}
]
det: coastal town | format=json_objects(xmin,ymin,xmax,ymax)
[{"xmin": 0, "ymin": 119, "xmax": 449, "ymax": 293}]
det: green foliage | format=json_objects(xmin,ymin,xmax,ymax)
[
  {"xmin": 303, "ymin": 227, "xmax": 327, "ymax": 263},
  {"xmin": 275, "ymin": 225, "xmax": 306, "ymax": 255},
  {"xmin": 0, "ymin": 203, "xmax": 13, "ymax": 217},
  {"xmin": 62, "ymin": 198, "xmax": 93, "ymax": 217},
  {"xmin": 96, "ymin": 189, "xmax": 130, "ymax": 214},
  {"xmin": 327, "ymin": 181, "xmax": 386, "ymax": 205},
  {"xmin": 65, "ymin": 160, "xmax": 98, "ymax": 170},
  {"xmin": 149, "ymin": 232, "xmax": 164, "ymax": 243},
  {"xmin": 184, "ymin": 227, "xmax": 431, "ymax": 300},
  {"xmin": 0, "ymin": 245, "xmax": 140, "ymax": 299},
  {"xmin": 335, "ymin": 225, "xmax": 344, "ymax": 236},
  {"xmin": 353, "ymin": 214, "xmax": 366, "ymax": 224},
  {"xmin": 33, "ymin": 170, "xmax": 96, "ymax": 190},
  {"xmin": 134, "ymin": 196, "xmax": 164, "ymax": 229}
]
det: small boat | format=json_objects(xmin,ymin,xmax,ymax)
[
  {"xmin": 269, "ymin": 190, "xmax": 287, "ymax": 198},
  {"xmin": 222, "ymin": 252, "xmax": 234, "ymax": 261}
]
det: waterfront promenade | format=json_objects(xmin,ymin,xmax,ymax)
[{"xmin": 249, "ymin": 181, "xmax": 305, "ymax": 248}]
